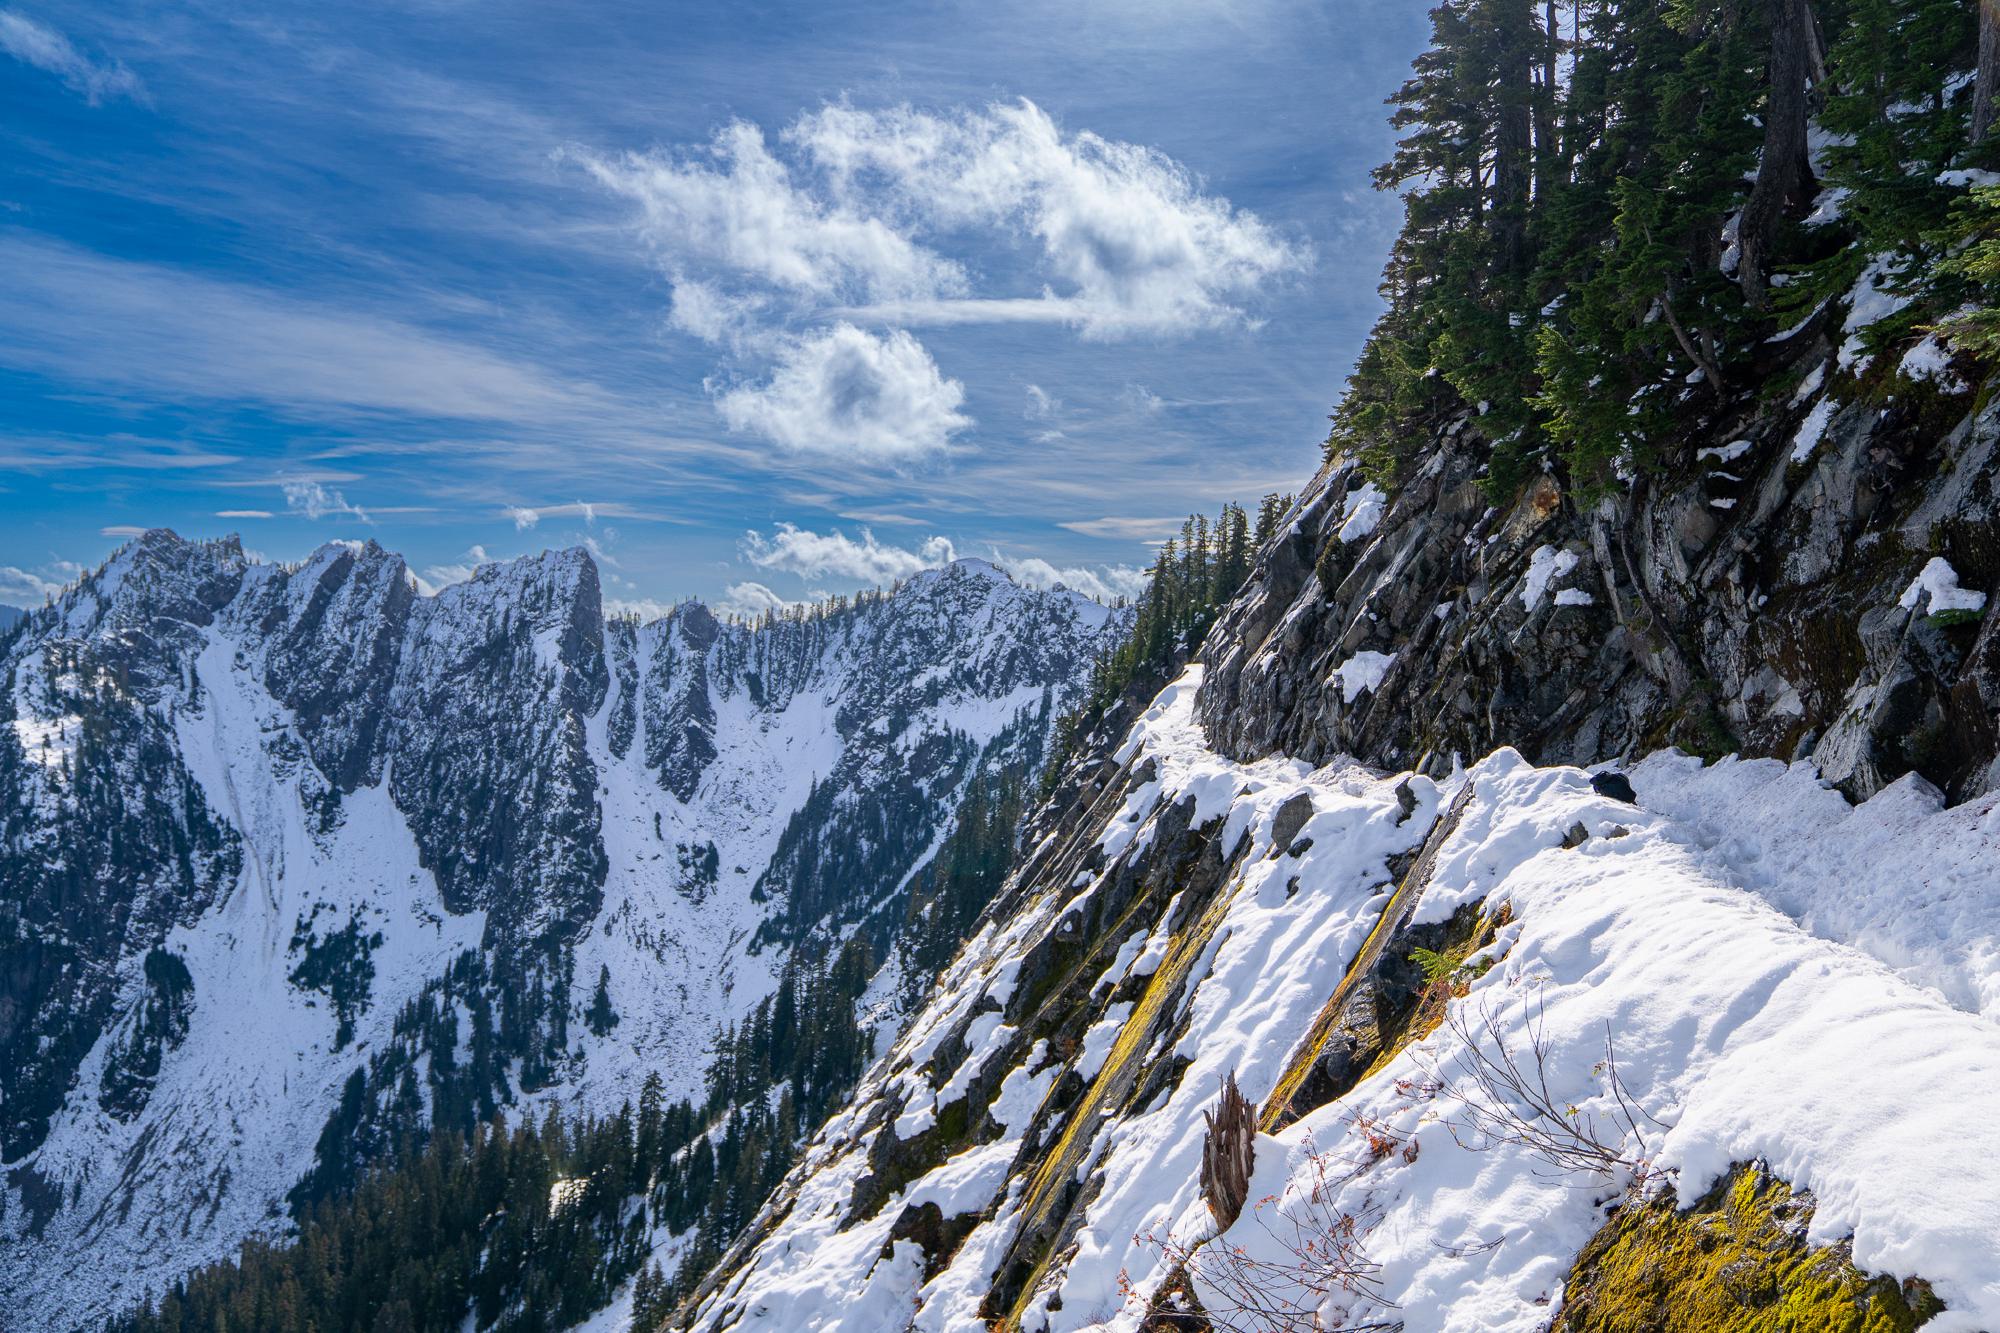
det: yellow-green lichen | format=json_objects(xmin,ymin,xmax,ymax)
[
  {"xmin": 1554, "ymin": 1165, "xmax": 1943, "ymax": 1333},
  {"xmin": 997, "ymin": 875, "xmax": 1236, "ymax": 1328},
  {"xmin": 1260, "ymin": 784, "xmax": 1478, "ymax": 1131}
]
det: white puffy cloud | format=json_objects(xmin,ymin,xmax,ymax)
[
  {"xmin": 283, "ymin": 480, "xmax": 368, "ymax": 522},
  {"xmin": 999, "ymin": 555, "xmax": 1149, "ymax": 603},
  {"xmin": 717, "ymin": 580, "xmax": 806, "ymax": 619},
  {"xmin": 742, "ymin": 523, "xmax": 956, "ymax": 584},
  {"xmin": 600, "ymin": 101, "xmax": 1305, "ymax": 339},
  {"xmin": 577, "ymin": 122, "xmax": 962, "ymax": 308},
  {"xmin": 796, "ymin": 99, "xmax": 1306, "ymax": 338},
  {"xmin": 582, "ymin": 99, "xmax": 1301, "ymax": 460},
  {"xmin": 0, "ymin": 564, "xmax": 65, "ymax": 604},
  {"xmin": 716, "ymin": 324, "xmax": 970, "ymax": 460},
  {"xmin": 505, "ymin": 505, "xmax": 540, "ymax": 529},
  {"xmin": 606, "ymin": 596, "xmax": 678, "ymax": 622},
  {"xmin": 665, "ymin": 279, "xmax": 771, "ymax": 347},
  {"xmin": 420, "ymin": 545, "xmax": 492, "ymax": 592},
  {"xmin": 0, "ymin": 11, "xmax": 144, "ymax": 105}
]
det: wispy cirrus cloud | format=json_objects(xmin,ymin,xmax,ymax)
[
  {"xmin": 500, "ymin": 501, "xmax": 665, "ymax": 529},
  {"xmin": 0, "ymin": 234, "xmax": 588, "ymax": 425},
  {"xmin": 0, "ymin": 10, "xmax": 145, "ymax": 106},
  {"xmin": 1058, "ymin": 515, "xmax": 1187, "ymax": 542},
  {"xmin": 0, "ymin": 434, "xmax": 239, "ymax": 473},
  {"xmin": 1119, "ymin": 383, "xmax": 1165, "ymax": 415}
]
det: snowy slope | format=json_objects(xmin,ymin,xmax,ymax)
[
  {"xmin": 680, "ymin": 667, "xmax": 2000, "ymax": 1331},
  {"xmin": 0, "ymin": 534, "xmax": 1121, "ymax": 1331}
]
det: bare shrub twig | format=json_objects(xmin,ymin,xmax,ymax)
[{"xmin": 1425, "ymin": 990, "xmax": 1674, "ymax": 1188}]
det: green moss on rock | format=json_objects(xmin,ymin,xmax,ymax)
[{"xmin": 1555, "ymin": 1165, "xmax": 1943, "ymax": 1333}]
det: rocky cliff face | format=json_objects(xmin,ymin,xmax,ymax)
[
  {"xmin": 1199, "ymin": 327, "xmax": 2000, "ymax": 803},
  {"xmin": 668, "ymin": 328, "xmax": 2000, "ymax": 1330},
  {"xmin": 0, "ymin": 536, "xmax": 1120, "ymax": 1330}
]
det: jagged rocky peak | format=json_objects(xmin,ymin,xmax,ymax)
[
  {"xmin": 856, "ymin": 556, "xmax": 1120, "ymax": 700},
  {"xmin": 390, "ymin": 545, "xmax": 611, "ymax": 938},
  {"xmin": 40, "ymin": 528, "xmax": 249, "ymax": 698},
  {"xmin": 637, "ymin": 600, "xmax": 724, "ymax": 801},
  {"xmin": 1, "ymin": 535, "xmax": 1125, "ymax": 1331},
  {"xmin": 402, "ymin": 542, "xmax": 610, "ymax": 718},
  {"xmin": 241, "ymin": 540, "xmax": 417, "ymax": 794}
]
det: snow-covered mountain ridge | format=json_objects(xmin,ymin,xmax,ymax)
[
  {"xmin": 0, "ymin": 532, "xmax": 1123, "ymax": 1330},
  {"xmin": 677, "ymin": 668, "xmax": 2000, "ymax": 1331}
]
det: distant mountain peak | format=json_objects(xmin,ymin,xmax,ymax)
[{"xmin": 0, "ymin": 531, "xmax": 1126, "ymax": 1329}]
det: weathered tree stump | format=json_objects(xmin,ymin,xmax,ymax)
[{"xmin": 1200, "ymin": 1072, "xmax": 1256, "ymax": 1229}]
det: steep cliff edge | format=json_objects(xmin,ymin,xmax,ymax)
[{"xmin": 1199, "ymin": 350, "xmax": 2000, "ymax": 803}]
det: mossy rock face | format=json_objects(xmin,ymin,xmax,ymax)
[{"xmin": 1554, "ymin": 1165, "xmax": 1943, "ymax": 1333}]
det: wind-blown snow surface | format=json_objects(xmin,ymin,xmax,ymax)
[
  {"xmin": 0, "ymin": 535, "xmax": 1120, "ymax": 1330},
  {"xmin": 687, "ymin": 667, "xmax": 2000, "ymax": 1332}
]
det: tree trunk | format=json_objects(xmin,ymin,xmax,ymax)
[
  {"xmin": 1534, "ymin": 0, "xmax": 1563, "ymax": 199},
  {"xmin": 1486, "ymin": 0, "xmax": 1537, "ymax": 276},
  {"xmin": 1561, "ymin": 0, "xmax": 1587, "ymax": 180},
  {"xmin": 1739, "ymin": 0, "xmax": 1816, "ymax": 309},
  {"xmin": 1660, "ymin": 292, "xmax": 1726, "ymax": 395},
  {"xmin": 1975, "ymin": 0, "xmax": 2000, "ymax": 143}
]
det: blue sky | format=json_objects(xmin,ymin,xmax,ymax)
[{"xmin": 0, "ymin": 0, "xmax": 1427, "ymax": 616}]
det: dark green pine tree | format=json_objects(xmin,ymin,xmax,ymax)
[
  {"xmin": 1815, "ymin": 0, "xmax": 1978, "ymax": 324},
  {"xmin": 1530, "ymin": 0, "xmax": 1764, "ymax": 489},
  {"xmin": 585, "ymin": 964, "xmax": 619, "ymax": 1037}
]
